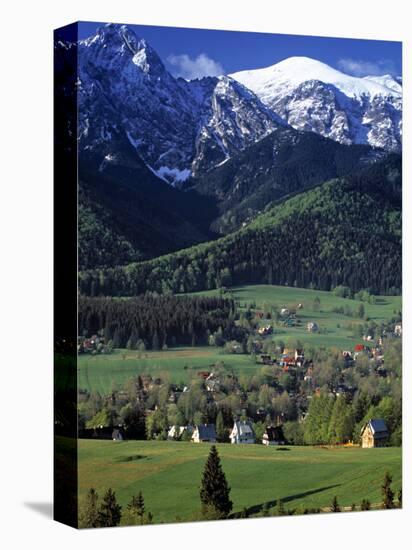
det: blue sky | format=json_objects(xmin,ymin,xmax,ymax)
[{"xmin": 77, "ymin": 21, "xmax": 402, "ymax": 79}]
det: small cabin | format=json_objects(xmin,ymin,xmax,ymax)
[
  {"xmin": 192, "ymin": 424, "xmax": 216, "ymax": 443},
  {"xmin": 262, "ymin": 425, "xmax": 285, "ymax": 446},
  {"xmin": 230, "ymin": 420, "xmax": 255, "ymax": 444},
  {"xmin": 360, "ymin": 419, "xmax": 389, "ymax": 448}
]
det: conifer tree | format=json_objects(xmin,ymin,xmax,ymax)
[
  {"xmin": 122, "ymin": 491, "xmax": 151, "ymax": 526},
  {"xmin": 200, "ymin": 445, "xmax": 232, "ymax": 518},
  {"xmin": 98, "ymin": 488, "xmax": 122, "ymax": 527},
  {"xmin": 382, "ymin": 471, "xmax": 395, "ymax": 509},
  {"xmin": 128, "ymin": 491, "xmax": 145, "ymax": 519},
  {"xmin": 79, "ymin": 488, "xmax": 100, "ymax": 528}
]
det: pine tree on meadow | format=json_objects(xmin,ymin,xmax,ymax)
[{"xmin": 200, "ymin": 445, "xmax": 232, "ymax": 518}]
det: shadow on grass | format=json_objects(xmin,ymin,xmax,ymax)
[{"xmin": 229, "ymin": 484, "xmax": 341, "ymax": 518}]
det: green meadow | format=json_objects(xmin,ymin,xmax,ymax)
[
  {"xmin": 77, "ymin": 439, "xmax": 401, "ymax": 524},
  {"xmin": 192, "ymin": 284, "xmax": 401, "ymax": 349},
  {"xmin": 78, "ymin": 284, "xmax": 401, "ymax": 394},
  {"xmin": 78, "ymin": 346, "xmax": 257, "ymax": 394}
]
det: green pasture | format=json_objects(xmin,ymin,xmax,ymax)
[
  {"xmin": 77, "ymin": 439, "xmax": 402, "ymax": 524},
  {"xmin": 77, "ymin": 285, "xmax": 401, "ymax": 394},
  {"xmin": 191, "ymin": 284, "xmax": 401, "ymax": 349},
  {"xmin": 78, "ymin": 346, "xmax": 256, "ymax": 394}
]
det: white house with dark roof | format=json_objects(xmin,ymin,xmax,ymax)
[{"xmin": 230, "ymin": 420, "xmax": 255, "ymax": 444}]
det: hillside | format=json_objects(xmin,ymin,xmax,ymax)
[
  {"xmin": 184, "ymin": 126, "xmax": 377, "ymax": 233},
  {"xmin": 79, "ymin": 155, "xmax": 401, "ymax": 296},
  {"xmin": 78, "ymin": 138, "xmax": 218, "ymax": 270},
  {"xmin": 78, "ymin": 439, "xmax": 401, "ymax": 524}
]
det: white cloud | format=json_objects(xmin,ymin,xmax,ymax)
[
  {"xmin": 337, "ymin": 58, "xmax": 397, "ymax": 77},
  {"xmin": 167, "ymin": 53, "xmax": 224, "ymax": 80}
]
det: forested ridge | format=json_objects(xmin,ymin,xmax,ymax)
[
  {"xmin": 79, "ymin": 156, "xmax": 401, "ymax": 297},
  {"xmin": 78, "ymin": 138, "xmax": 218, "ymax": 270},
  {"xmin": 184, "ymin": 127, "xmax": 374, "ymax": 234}
]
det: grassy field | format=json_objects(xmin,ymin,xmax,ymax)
[
  {"xmin": 78, "ymin": 439, "xmax": 402, "ymax": 524},
  {"xmin": 78, "ymin": 346, "xmax": 256, "ymax": 394},
  {"xmin": 78, "ymin": 284, "xmax": 401, "ymax": 394},
  {"xmin": 191, "ymin": 284, "xmax": 401, "ymax": 349}
]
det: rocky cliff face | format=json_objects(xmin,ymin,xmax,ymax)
[{"xmin": 76, "ymin": 24, "xmax": 282, "ymax": 183}]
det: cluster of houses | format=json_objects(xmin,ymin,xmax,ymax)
[
  {"xmin": 166, "ymin": 420, "xmax": 286, "ymax": 446},
  {"xmin": 165, "ymin": 418, "xmax": 389, "ymax": 448},
  {"xmin": 85, "ymin": 417, "xmax": 389, "ymax": 449}
]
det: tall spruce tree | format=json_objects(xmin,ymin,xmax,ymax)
[
  {"xmin": 200, "ymin": 445, "xmax": 232, "ymax": 518},
  {"xmin": 98, "ymin": 488, "xmax": 122, "ymax": 527},
  {"xmin": 382, "ymin": 471, "xmax": 395, "ymax": 509}
]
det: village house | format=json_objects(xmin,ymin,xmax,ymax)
[
  {"xmin": 230, "ymin": 420, "xmax": 255, "ymax": 444},
  {"xmin": 191, "ymin": 424, "xmax": 216, "ymax": 443},
  {"xmin": 262, "ymin": 425, "xmax": 285, "ymax": 446},
  {"xmin": 360, "ymin": 419, "xmax": 389, "ymax": 448}
]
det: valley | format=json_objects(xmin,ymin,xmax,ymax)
[{"xmin": 54, "ymin": 22, "xmax": 403, "ymax": 527}]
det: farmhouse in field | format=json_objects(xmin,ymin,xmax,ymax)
[
  {"xmin": 360, "ymin": 419, "xmax": 389, "ymax": 448},
  {"xmin": 192, "ymin": 424, "xmax": 216, "ymax": 443},
  {"xmin": 262, "ymin": 425, "xmax": 285, "ymax": 446},
  {"xmin": 230, "ymin": 420, "xmax": 255, "ymax": 444}
]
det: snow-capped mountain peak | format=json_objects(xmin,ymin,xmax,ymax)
[
  {"xmin": 231, "ymin": 56, "xmax": 402, "ymax": 151},
  {"xmin": 75, "ymin": 24, "xmax": 283, "ymax": 183},
  {"xmin": 232, "ymin": 56, "xmax": 401, "ymax": 101}
]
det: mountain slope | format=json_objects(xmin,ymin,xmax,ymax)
[
  {"xmin": 185, "ymin": 125, "xmax": 379, "ymax": 234},
  {"xmin": 78, "ymin": 135, "xmax": 219, "ymax": 270},
  {"xmin": 79, "ymin": 155, "xmax": 402, "ymax": 296},
  {"xmin": 231, "ymin": 56, "xmax": 402, "ymax": 151},
  {"xmin": 77, "ymin": 23, "xmax": 282, "ymax": 182}
]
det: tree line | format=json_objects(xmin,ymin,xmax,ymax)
[{"xmin": 79, "ymin": 294, "xmax": 240, "ymax": 349}]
